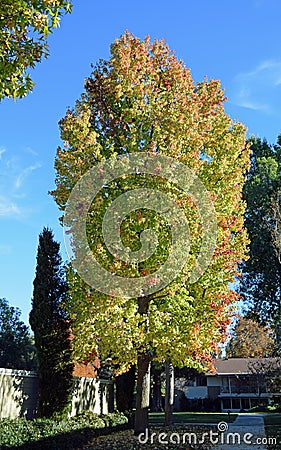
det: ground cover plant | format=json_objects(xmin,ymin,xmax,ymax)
[
  {"xmin": 0, "ymin": 411, "xmax": 128, "ymax": 449},
  {"xmin": 0, "ymin": 412, "xmax": 239, "ymax": 449}
]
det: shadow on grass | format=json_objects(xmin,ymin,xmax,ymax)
[{"xmin": 1, "ymin": 423, "xmax": 132, "ymax": 450}]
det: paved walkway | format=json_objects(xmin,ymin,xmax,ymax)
[{"xmin": 213, "ymin": 413, "xmax": 266, "ymax": 450}]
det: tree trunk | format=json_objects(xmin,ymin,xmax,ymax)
[
  {"xmin": 134, "ymin": 352, "xmax": 151, "ymax": 435},
  {"xmin": 116, "ymin": 365, "xmax": 136, "ymax": 412},
  {"xmin": 134, "ymin": 295, "xmax": 151, "ymax": 435},
  {"xmin": 164, "ymin": 359, "xmax": 174, "ymax": 426},
  {"xmin": 150, "ymin": 367, "xmax": 163, "ymax": 412}
]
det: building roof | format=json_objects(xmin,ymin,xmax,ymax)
[{"xmin": 212, "ymin": 358, "xmax": 280, "ymax": 375}]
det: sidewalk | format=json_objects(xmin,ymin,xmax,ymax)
[{"xmin": 214, "ymin": 413, "xmax": 266, "ymax": 450}]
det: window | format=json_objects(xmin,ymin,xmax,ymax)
[
  {"xmin": 241, "ymin": 398, "xmax": 250, "ymax": 410},
  {"xmin": 232, "ymin": 398, "xmax": 241, "ymax": 410},
  {"xmin": 222, "ymin": 398, "xmax": 231, "ymax": 410}
]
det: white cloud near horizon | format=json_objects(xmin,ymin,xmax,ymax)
[
  {"xmin": 230, "ymin": 60, "xmax": 281, "ymax": 114},
  {"xmin": 0, "ymin": 196, "xmax": 21, "ymax": 217},
  {"xmin": 0, "ymin": 149, "xmax": 42, "ymax": 219}
]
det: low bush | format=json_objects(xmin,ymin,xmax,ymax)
[
  {"xmin": 249, "ymin": 403, "xmax": 281, "ymax": 413},
  {"xmin": 100, "ymin": 411, "xmax": 129, "ymax": 427},
  {"xmin": 68, "ymin": 410, "xmax": 106, "ymax": 429},
  {"xmin": 268, "ymin": 403, "xmax": 281, "ymax": 413},
  {"xmin": 0, "ymin": 411, "xmax": 129, "ymax": 449}
]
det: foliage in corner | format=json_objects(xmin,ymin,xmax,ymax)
[{"xmin": 0, "ymin": 0, "xmax": 72, "ymax": 100}]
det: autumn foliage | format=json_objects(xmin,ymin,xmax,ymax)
[
  {"xmin": 226, "ymin": 317, "xmax": 275, "ymax": 358},
  {"xmin": 52, "ymin": 32, "xmax": 250, "ymax": 382},
  {"xmin": 73, "ymin": 361, "xmax": 99, "ymax": 378}
]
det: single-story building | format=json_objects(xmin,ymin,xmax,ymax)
[{"xmin": 175, "ymin": 357, "xmax": 281, "ymax": 412}]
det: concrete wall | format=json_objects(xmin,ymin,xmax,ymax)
[{"xmin": 0, "ymin": 368, "xmax": 114, "ymax": 419}]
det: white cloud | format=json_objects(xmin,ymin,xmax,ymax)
[
  {"xmin": 230, "ymin": 60, "xmax": 281, "ymax": 114},
  {"xmin": 0, "ymin": 148, "xmax": 42, "ymax": 219},
  {"xmin": 0, "ymin": 196, "xmax": 21, "ymax": 217},
  {"xmin": 24, "ymin": 147, "xmax": 39, "ymax": 157},
  {"xmin": 14, "ymin": 163, "xmax": 42, "ymax": 190},
  {"xmin": 0, "ymin": 148, "xmax": 6, "ymax": 159}
]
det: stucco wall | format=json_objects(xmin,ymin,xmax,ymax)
[
  {"xmin": 70, "ymin": 377, "xmax": 114, "ymax": 416},
  {"xmin": 0, "ymin": 368, "xmax": 114, "ymax": 419}
]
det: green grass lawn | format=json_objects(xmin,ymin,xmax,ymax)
[
  {"xmin": 262, "ymin": 414, "xmax": 281, "ymax": 450},
  {"xmin": 264, "ymin": 413, "xmax": 281, "ymax": 426},
  {"xmin": 264, "ymin": 426, "xmax": 281, "ymax": 450},
  {"xmin": 149, "ymin": 411, "xmax": 237, "ymax": 424}
]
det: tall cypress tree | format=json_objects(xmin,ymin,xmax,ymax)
[{"xmin": 30, "ymin": 227, "xmax": 73, "ymax": 418}]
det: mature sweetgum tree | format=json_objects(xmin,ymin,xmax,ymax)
[{"xmin": 51, "ymin": 32, "xmax": 251, "ymax": 433}]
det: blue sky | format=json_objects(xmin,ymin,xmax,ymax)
[{"xmin": 1, "ymin": 0, "xmax": 281, "ymax": 325}]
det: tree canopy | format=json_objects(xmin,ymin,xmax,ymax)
[
  {"xmin": 52, "ymin": 31, "xmax": 251, "ymax": 432},
  {"xmin": 0, "ymin": 297, "xmax": 37, "ymax": 370},
  {"xmin": 226, "ymin": 317, "xmax": 275, "ymax": 358},
  {"xmin": 240, "ymin": 135, "xmax": 281, "ymax": 353},
  {"xmin": 0, "ymin": 0, "xmax": 72, "ymax": 100}
]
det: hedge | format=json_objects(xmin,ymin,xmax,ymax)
[{"xmin": 0, "ymin": 411, "xmax": 129, "ymax": 449}]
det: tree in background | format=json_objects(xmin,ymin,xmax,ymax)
[
  {"xmin": 226, "ymin": 317, "xmax": 275, "ymax": 358},
  {"xmin": 0, "ymin": 297, "xmax": 37, "ymax": 370},
  {"xmin": 240, "ymin": 136, "xmax": 281, "ymax": 353},
  {"xmin": 52, "ymin": 32, "xmax": 251, "ymax": 433},
  {"xmin": 0, "ymin": 0, "xmax": 72, "ymax": 100},
  {"xmin": 30, "ymin": 227, "xmax": 73, "ymax": 418}
]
